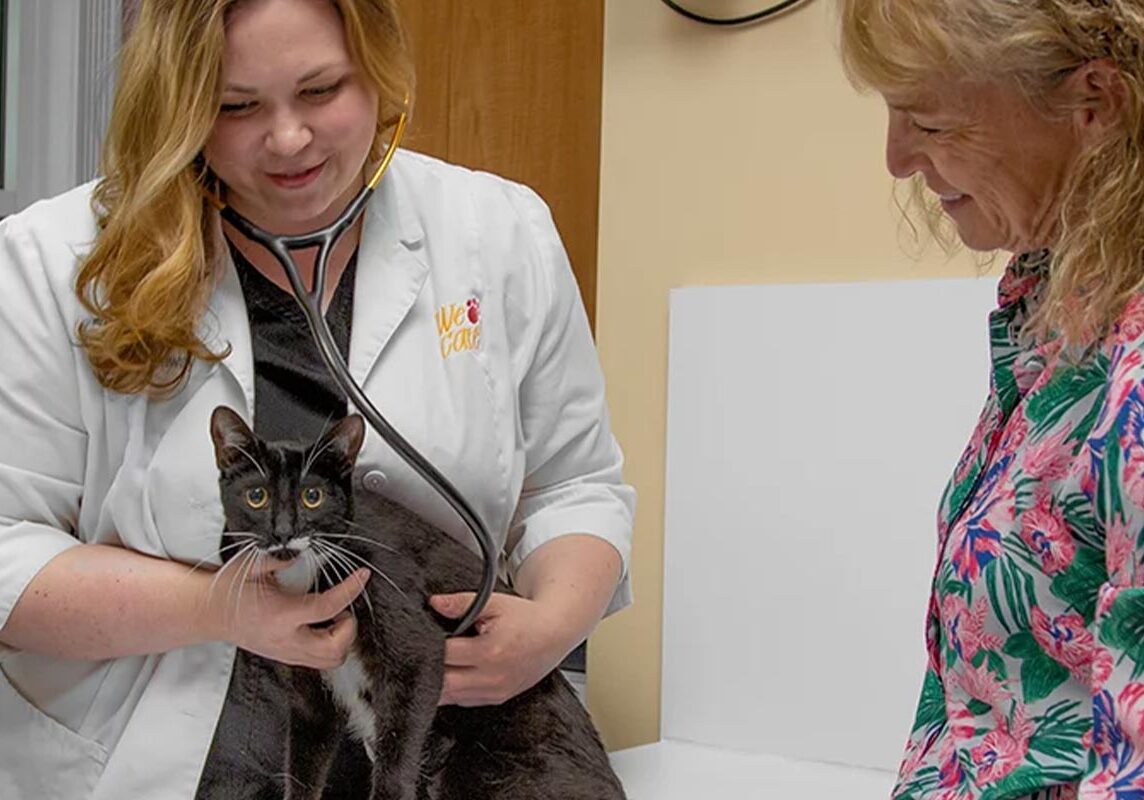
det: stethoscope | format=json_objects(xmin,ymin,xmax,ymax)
[{"xmin": 208, "ymin": 105, "xmax": 494, "ymax": 636}]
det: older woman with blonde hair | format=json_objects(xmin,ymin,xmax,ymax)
[
  {"xmin": 840, "ymin": 1, "xmax": 1144, "ymax": 799},
  {"xmin": 0, "ymin": 0, "xmax": 633, "ymax": 796}
]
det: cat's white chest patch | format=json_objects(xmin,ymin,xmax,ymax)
[
  {"xmin": 272, "ymin": 546, "xmax": 319, "ymax": 595},
  {"xmin": 324, "ymin": 652, "xmax": 378, "ymax": 761},
  {"xmin": 274, "ymin": 552, "xmax": 378, "ymax": 759}
]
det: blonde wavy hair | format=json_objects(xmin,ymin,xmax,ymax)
[
  {"xmin": 79, "ymin": 0, "xmax": 413, "ymax": 395},
  {"xmin": 839, "ymin": 0, "xmax": 1144, "ymax": 345}
]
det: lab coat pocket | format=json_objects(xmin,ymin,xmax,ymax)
[{"xmin": 0, "ymin": 666, "xmax": 108, "ymax": 798}]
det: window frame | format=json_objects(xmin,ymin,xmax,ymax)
[{"xmin": 0, "ymin": 0, "xmax": 120, "ymax": 218}]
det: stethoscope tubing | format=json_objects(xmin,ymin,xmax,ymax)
[{"xmin": 215, "ymin": 112, "xmax": 495, "ymax": 636}]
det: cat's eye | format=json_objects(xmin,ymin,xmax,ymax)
[
  {"xmin": 301, "ymin": 487, "xmax": 324, "ymax": 509},
  {"xmin": 244, "ymin": 487, "xmax": 269, "ymax": 509}
]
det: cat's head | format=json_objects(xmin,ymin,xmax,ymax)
[{"xmin": 209, "ymin": 406, "xmax": 365, "ymax": 562}]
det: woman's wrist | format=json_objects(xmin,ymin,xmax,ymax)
[
  {"xmin": 515, "ymin": 534, "xmax": 622, "ymax": 648},
  {"xmin": 183, "ymin": 565, "xmax": 231, "ymax": 646}
]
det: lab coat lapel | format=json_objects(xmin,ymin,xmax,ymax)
[
  {"xmin": 201, "ymin": 239, "xmax": 255, "ymax": 417},
  {"xmin": 349, "ymin": 165, "xmax": 428, "ymax": 385}
]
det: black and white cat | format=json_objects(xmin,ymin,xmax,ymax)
[{"xmin": 207, "ymin": 405, "xmax": 627, "ymax": 800}]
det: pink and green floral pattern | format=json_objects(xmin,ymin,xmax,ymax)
[{"xmin": 894, "ymin": 251, "xmax": 1144, "ymax": 800}]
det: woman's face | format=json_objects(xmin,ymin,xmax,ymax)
[
  {"xmin": 882, "ymin": 79, "xmax": 1083, "ymax": 253},
  {"xmin": 203, "ymin": 0, "xmax": 379, "ymax": 234}
]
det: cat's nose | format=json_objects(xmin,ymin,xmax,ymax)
[{"xmin": 270, "ymin": 526, "xmax": 305, "ymax": 556}]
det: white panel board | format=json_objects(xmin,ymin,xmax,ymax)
[
  {"xmin": 661, "ymin": 277, "xmax": 999, "ymax": 772},
  {"xmin": 611, "ymin": 740, "xmax": 894, "ymax": 800}
]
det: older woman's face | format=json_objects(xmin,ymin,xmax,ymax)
[{"xmin": 883, "ymin": 80, "xmax": 1082, "ymax": 253}]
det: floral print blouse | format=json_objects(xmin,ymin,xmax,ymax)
[{"xmin": 894, "ymin": 252, "xmax": 1144, "ymax": 800}]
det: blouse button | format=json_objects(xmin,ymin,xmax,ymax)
[{"xmin": 362, "ymin": 470, "xmax": 388, "ymax": 494}]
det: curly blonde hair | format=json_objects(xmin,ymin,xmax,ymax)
[
  {"xmin": 839, "ymin": 0, "xmax": 1144, "ymax": 345},
  {"xmin": 78, "ymin": 0, "xmax": 413, "ymax": 395}
]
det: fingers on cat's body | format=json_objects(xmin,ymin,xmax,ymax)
[
  {"xmin": 277, "ymin": 571, "xmax": 367, "ymax": 668},
  {"xmin": 217, "ymin": 568, "xmax": 367, "ymax": 669},
  {"xmin": 294, "ymin": 568, "xmax": 370, "ymax": 626},
  {"xmin": 245, "ymin": 609, "xmax": 356, "ymax": 670},
  {"xmin": 297, "ymin": 612, "xmax": 357, "ymax": 670}
]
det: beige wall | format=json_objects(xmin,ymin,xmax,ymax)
[{"xmin": 587, "ymin": 0, "xmax": 984, "ymax": 750}]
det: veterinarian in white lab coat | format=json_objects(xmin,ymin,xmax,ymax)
[{"xmin": 0, "ymin": 1, "xmax": 634, "ymax": 797}]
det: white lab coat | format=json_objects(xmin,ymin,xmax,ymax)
[{"xmin": 0, "ymin": 150, "xmax": 634, "ymax": 799}]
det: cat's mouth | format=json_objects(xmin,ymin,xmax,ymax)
[
  {"xmin": 263, "ymin": 537, "xmax": 314, "ymax": 560},
  {"xmin": 264, "ymin": 545, "xmax": 324, "ymax": 595}
]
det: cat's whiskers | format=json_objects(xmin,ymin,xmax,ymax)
[
  {"xmin": 277, "ymin": 772, "xmax": 307, "ymax": 791},
  {"xmin": 292, "ymin": 548, "xmax": 337, "ymax": 615},
  {"xmin": 300, "ymin": 434, "xmax": 340, "ymax": 482},
  {"xmin": 312, "ymin": 544, "xmax": 342, "ymax": 595},
  {"xmin": 312, "ymin": 541, "xmax": 377, "ymax": 626},
  {"xmin": 313, "ymin": 536, "xmax": 375, "ymax": 577},
  {"xmin": 318, "ymin": 525, "xmax": 399, "ymax": 555},
  {"xmin": 179, "ymin": 535, "xmax": 256, "ymax": 584},
  {"xmin": 300, "ymin": 412, "xmax": 338, "ymax": 480},
  {"xmin": 206, "ymin": 543, "xmax": 258, "ymax": 628},
  {"xmin": 312, "ymin": 541, "xmax": 349, "ymax": 590},
  {"xmin": 317, "ymin": 535, "xmax": 407, "ymax": 601},
  {"xmin": 212, "ymin": 537, "xmax": 258, "ymax": 568},
  {"xmin": 322, "ymin": 528, "xmax": 398, "ymax": 553},
  {"xmin": 230, "ymin": 444, "xmax": 267, "ymax": 479},
  {"xmin": 177, "ymin": 535, "xmax": 255, "ymax": 587},
  {"xmin": 300, "ymin": 440, "xmax": 334, "ymax": 480},
  {"xmin": 231, "ymin": 546, "xmax": 266, "ymax": 628},
  {"xmin": 200, "ymin": 559, "xmax": 234, "ymax": 624},
  {"xmin": 220, "ymin": 548, "xmax": 252, "ymax": 626},
  {"xmin": 219, "ymin": 535, "xmax": 257, "ymax": 554},
  {"xmin": 319, "ymin": 541, "xmax": 379, "ymax": 625},
  {"xmin": 259, "ymin": 546, "xmax": 301, "ymax": 603},
  {"xmin": 251, "ymin": 549, "xmax": 277, "ymax": 612},
  {"xmin": 313, "ymin": 544, "xmax": 361, "ymax": 627}
]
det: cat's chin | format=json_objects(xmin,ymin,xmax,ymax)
[{"xmin": 269, "ymin": 548, "xmax": 322, "ymax": 595}]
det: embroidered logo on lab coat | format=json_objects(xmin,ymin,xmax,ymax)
[{"xmin": 435, "ymin": 297, "xmax": 481, "ymax": 358}]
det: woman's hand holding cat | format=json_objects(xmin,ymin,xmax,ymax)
[
  {"xmin": 431, "ymin": 534, "xmax": 623, "ymax": 707},
  {"xmin": 430, "ymin": 591, "xmax": 572, "ymax": 707},
  {"xmin": 204, "ymin": 561, "xmax": 370, "ymax": 669}
]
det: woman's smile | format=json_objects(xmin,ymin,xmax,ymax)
[{"xmin": 267, "ymin": 160, "xmax": 327, "ymax": 190}]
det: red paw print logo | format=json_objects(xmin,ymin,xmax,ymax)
[{"xmin": 466, "ymin": 298, "xmax": 481, "ymax": 324}]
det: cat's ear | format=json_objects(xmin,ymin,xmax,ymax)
[
  {"xmin": 320, "ymin": 414, "xmax": 366, "ymax": 477},
  {"xmin": 210, "ymin": 406, "xmax": 258, "ymax": 469}
]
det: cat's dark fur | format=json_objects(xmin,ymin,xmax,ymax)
[{"xmin": 207, "ymin": 405, "xmax": 627, "ymax": 800}]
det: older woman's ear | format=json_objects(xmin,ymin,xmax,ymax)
[{"xmin": 1064, "ymin": 58, "xmax": 1128, "ymax": 143}]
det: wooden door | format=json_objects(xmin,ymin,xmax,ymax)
[{"xmin": 397, "ymin": 0, "xmax": 604, "ymax": 328}]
